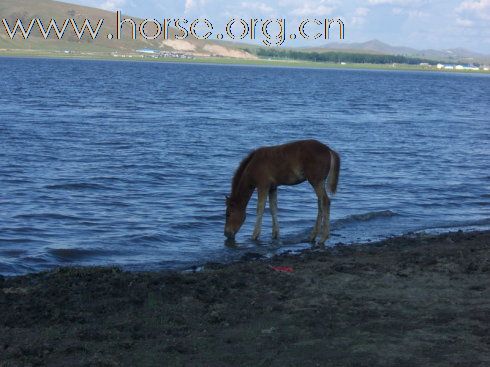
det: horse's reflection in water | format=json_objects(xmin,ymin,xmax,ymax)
[{"xmin": 224, "ymin": 140, "xmax": 340, "ymax": 246}]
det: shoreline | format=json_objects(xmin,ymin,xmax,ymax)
[
  {"xmin": 1, "ymin": 229, "xmax": 489, "ymax": 366},
  {"xmin": 1, "ymin": 52, "xmax": 490, "ymax": 75}
]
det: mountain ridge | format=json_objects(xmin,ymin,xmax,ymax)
[
  {"xmin": 1, "ymin": 0, "xmax": 488, "ymax": 65},
  {"xmin": 319, "ymin": 39, "xmax": 490, "ymax": 64}
]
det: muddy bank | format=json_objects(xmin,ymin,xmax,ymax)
[{"xmin": 1, "ymin": 230, "xmax": 489, "ymax": 366}]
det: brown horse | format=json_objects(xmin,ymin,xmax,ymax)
[{"xmin": 224, "ymin": 139, "xmax": 340, "ymax": 244}]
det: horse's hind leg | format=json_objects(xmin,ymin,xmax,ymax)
[
  {"xmin": 309, "ymin": 195, "xmax": 322, "ymax": 242},
  {"xmin": 252, "ymin": 187, "xmax": 268, "ymax": 241},
  {"xmin": 310, "ymin": 180, "xmax": 330, "ymax": 245},
  {"xmin": 319, "ymin": 193, "xmax": 331, "ymax": 245},
  {"xmin": 269, "ymin": 187, "xmax": 279, "ymax": 239}
]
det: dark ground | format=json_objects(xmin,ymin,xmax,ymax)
[{"xmin": 1, "ymin": 230, "xmax": 489, "ymax": 366}]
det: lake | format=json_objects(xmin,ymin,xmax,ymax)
[{"xmin": 0, "ymin": 57, "xmax": 489, "ymax": 275}]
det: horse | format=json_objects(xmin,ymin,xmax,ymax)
[{"xmin": 224, "ymin": 139, "xmax": 340, "ymax": 245}]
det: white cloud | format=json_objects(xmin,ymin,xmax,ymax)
[
  {"xmin": 100, "ymin": 0, "xmax": 126, "ymax": 11},
  {"xmin": 390, "ymin": 6, "xmax": 427, "ymax": 18},
  {"xmin": 351, "ymin": 7, "xmax": 370, "ymax": 26},
  {"xmin": 407, "ymin": 10, "xmax": 428, "ymax": 18},
  {"xmin": 368, "ymin": 0, "xmax": 406, "ymax": 4},
  {"xmin": 457, "ymin": 0, "xmax": 490, "ymax": 11},
  {"xmin": 368, "ymin": 0, "xmax": 427, "ymax": 5},
  {"xmin": 241, "ymin": 2, "xmax": 274, "ymax": 13},
  {"xmin": 290, "ymin": 3, "xmax": 335, "ymax": 17},
  {"xmin": 184, "ymin": 0, "xmax": 208, "ymax": 14},
  {"xmin": 355, "ymin": 7, "xmax": 370, "ymax": 16},
  {"xmin": 456, "ymin": 0, "xmax": 490, "ymax": 19},
  {"xmin": 185, "ymin": 0, "xmax": 195, "ymax": 13},
  {"xmin": 456, "ymin": 17, "xmax": 475, "ymax": 26}
]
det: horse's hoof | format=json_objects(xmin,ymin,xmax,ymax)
[
  {"xmin": 272, "ymin": 232, "xmax": 279, "ymax": 240},
  {"xmin": 224, "ymin": 238, "xmax": 237, "ymax": 247},
  {"xmin": 315, "ymin": 241, "xmax": 326, "ymax": 249}
]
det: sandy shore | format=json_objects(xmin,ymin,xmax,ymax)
[{"xmin": 1, "ymin": 230, "xmax": 489, "ymax": 366}]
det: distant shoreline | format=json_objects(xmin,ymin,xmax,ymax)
[{"xmin": 1, "ymin": 51, "xmax": 490, "ymax": 74}]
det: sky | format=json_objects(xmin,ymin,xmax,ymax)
[{"xmin": 63, "ymin": 0, "xmax": 490, "ymax": 54}]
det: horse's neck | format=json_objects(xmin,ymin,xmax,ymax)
[{"xmin": 234, "ymin": 174, "xmax": 255, "ymax": 209}]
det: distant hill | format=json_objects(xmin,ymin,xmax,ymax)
[
  {"xmin": 1, "ymin": 1, "xmax": 488, "ymax": 65},
  {"xmin": 0, "ymin": 0, "xmax": 255, "ymax": 58},
  {"xmin": 319, "ymin": 39, "xmax": 490, "ymax": 64}
]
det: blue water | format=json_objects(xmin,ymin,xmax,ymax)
[{"xmin": 0, "ymin": 57, "xmax": 489, "ymax": 276}]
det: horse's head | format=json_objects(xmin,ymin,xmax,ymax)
[{"xmin": 224, "ymin": 195, "xmax": 246, "ymax": 240}]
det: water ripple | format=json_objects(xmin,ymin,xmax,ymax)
[{"xmin": 1, "ymin": 58, "xmax": 489, "ymax": 275}]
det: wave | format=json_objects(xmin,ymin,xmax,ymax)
[
  {"xmin": 420, "ymin": 217, "xmax": 490, "ymax": 231},
  {"xmin": 0, "ymin": 249, "xmax": 27, "ymax": 257},
  {"xmin": 331, "ymin": 210, "xmax": 399, "ymax": 230},
  {"xmin": 276, "ymin": 210, "xmax": 399, "ymax": 246},
  {"xmin": 124, "ymin": 233, "xmax": 182, "ymax": 244},
  {"xmin": 47, "ymin": 247, "xmax": 114, "ymax": 261},
  {"xmin": 44, "ymin": 182, "xmax": 111, "ymax": 190},
  {"xmin": 14, "ymin": 213, "xmax": 81, "ymax": 221},
  {"xmin": 0, "ymin": 238, "xmax": 37, "ymax": 244},
  {"xmin": 0, "ymin": 226, "xmax": 45, "ymax": 234},
  {"xmin": 170, "ymin": 222, "xmax": 211, "ymax": 230}
]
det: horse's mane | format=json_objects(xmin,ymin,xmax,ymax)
[{"xmin": 231, "ymin": 149, "xmax": 256, "ymax": 197}]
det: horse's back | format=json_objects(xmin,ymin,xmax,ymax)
[
  {"xmin": 251, "ymin": 140, "xmax": 333, "ymax": 186},
  {"xmin": 273, "ymin": 139, "xmax": 328, "ymax": 150}
]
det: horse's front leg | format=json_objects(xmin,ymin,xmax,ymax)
[
  {"xmin": 252, "ymin": 187, "xmax": 268, "ymax": 241},
  {"xmin": 269, "ymin": 187, "xmax": 279, "ymax": 239}
]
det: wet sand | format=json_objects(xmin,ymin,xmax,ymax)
[{"xmin": 1, "ymin": 230, "xmax": 489, "ymax": 366}]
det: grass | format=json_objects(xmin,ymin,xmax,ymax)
[{"xmin": 1, "ymin": 48, "xmax": 490, "ymax": 74}]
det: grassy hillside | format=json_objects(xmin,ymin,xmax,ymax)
[
  {"xmin": 0, "ymin": 0, "xmax": 254, "ymax": 58},
  {"xmin": 0, "ymin": 0, "xmax": 487, "ymax": 70}
]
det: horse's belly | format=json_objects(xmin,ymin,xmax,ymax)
[
  {"xmin": 270, "ymin": 164, "xmax": 305, "ymax": 186},
  {"xmin": 290, "ymin": 178, "xmax": 306, "ymax": 185},
  {"xmin": 285, "ymin": 171, "xmax": 306, "ymax": 185}
]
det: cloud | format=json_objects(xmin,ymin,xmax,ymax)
[
  {"xmin": 456, "ymin": 17, "xmax": 475, "ymax": 26},
  {"xmin": 351, "ymin": 7, "xmax": 370, "ymax": 25},
  {"xmin": 389, "ymin": 6, "xmax": 428, "ymax": 18},
  {"xmin": 240, "ymin": 2, "xmax": 274, "ymax": 13},
  {"xmin": 456, "ymin": 0, "xmax": 490, "ymax": 19},
  {"xmin": 368, "ymin": 0, "xmax": 427, "ymax": 5},
  {"xmin": 407, "ymin": 10, "xmax": 428, "ymax": 18},
  {"xmin": 290, "ymin": 2, "xmax": 335, "ymax": 17},
  {"xmin": 355, "ymin": 7, "xmax": 370, "ymax": 16},
  {"xmin": 184, "ymin": 0, "xmax": 208, "ymax": 14},
  {"xmin": 184, "ymin": 0, "xmax": 195, "ymax": 13},
  {"xmin": 100, "ymin": 0, "xmax": 126, "ymax": 11},
  {"xmin": 368, "ymin": 0, "xmax": 407, "ymax": 4}
]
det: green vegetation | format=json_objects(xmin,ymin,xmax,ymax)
[
  {"xmin": 252, "ymin": 48, "xmax": 443, "ymax": 65},
  {"xmin": 1, "ymin": 49, "xmax": 489, "ymax": 74},
  {"xmin": 1, "ymin": 0, "xmax": 487, "ymax": 73}
]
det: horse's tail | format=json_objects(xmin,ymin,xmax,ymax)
[{"xmin": 327, "ymin": 149, "xmax": 340, "ymax": 195}]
